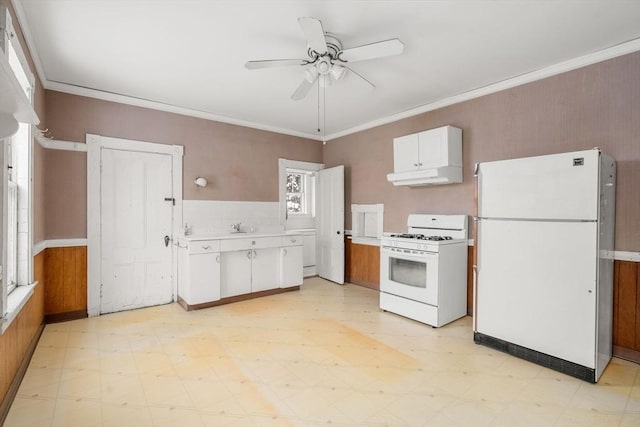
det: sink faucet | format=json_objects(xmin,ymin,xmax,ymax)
[{"xmin": 231, "ymin": 222, "xmax": 241, "ymax": 233}]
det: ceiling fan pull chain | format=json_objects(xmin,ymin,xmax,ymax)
[
  {"xmin": 323, "ymin": 85, "xmax": 326, "ymax": 141},
  {"xmin": 317, "ymin": 81, "xmax": 321, "ymax": 133}
]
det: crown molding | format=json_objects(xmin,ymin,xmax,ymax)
[
  {"xmin": 45, "ymin": 80, "xmax": 324, "ymax": 141},
  {"xmin": 323, "ymin": 37, "xmax": 640, "ymax": 141},
  {"xmin": 10, "ymin": 0, "xmax": 47, "ymax": 86}
]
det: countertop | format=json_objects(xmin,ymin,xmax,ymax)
[{"xmin": 178, "ymin": 231, "xmax": 302, "ymax": 242}]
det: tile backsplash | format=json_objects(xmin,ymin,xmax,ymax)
[{"xmin": 182, "ymin": 200, "xmax": 283, "ymax": 235}]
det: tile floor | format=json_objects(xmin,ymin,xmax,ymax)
[{"xmin": 5, "ymin": 277, "xmax": 640, "ymax": 426}]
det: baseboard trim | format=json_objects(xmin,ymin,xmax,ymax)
[
  {"xmin": 0, "ymin": 321, "xmax": 45, "ymax": 426},
  {"xmin": 45, "ymin": 310, "xmax": 88, "ymax": 324},
  {"xmin": 33, "ymin": 238, "xmax": 88, "ymax": 256},
  {"xmin": 474, "ymin": 332, "xmax": 596, "ymax": 383},
  {"xmin": 348, "ymin": 279, "xmax": 380, "ymax": 291},
  {"xmin": 613, "ymin": 345, "xmax": 640, "ymax": 364},
  {"xmin": 178, "ymin": 286, "xmax": 301, "ymax": 311}
]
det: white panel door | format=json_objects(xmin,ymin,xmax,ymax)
[
  {"xmin": 100, "ymin": 148, "xmax": 174, "ymax": 314},
  {"xmin": 476, "ymin": 219, "xmax": 598, "ymax": 368},
  {"xmin": 478, "ymin": 150, "xmax": 599, "ymax": 220},
  {"xmin": 316, "ymin": 166, "xmax": 344, "ymax": 284}
]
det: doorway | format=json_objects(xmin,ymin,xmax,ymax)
[{"xmin": 87, "ymin": 134, "xmax": 183, "ymax": 316}]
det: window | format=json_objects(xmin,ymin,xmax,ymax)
[
  {"xmin": 286, "ymin": 169, "xmax": 315, "ymax": 217},
  {"xmin": 1, "ymin": 6, "xmax": 35, "ymax": 322},
  {"xmin": 286, "ymin": 172, "xmax": 307, "ymax": 215},
  {"xmin": 278, "ymin": 159, "xmax": 322, "ymax": 230}
]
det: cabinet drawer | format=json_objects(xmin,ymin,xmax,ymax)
[
  {"xmin": 188, "ymin": 240, "xmax": 221, "ymax": 254},
  {"xmin": 220, "ymin": 238, "xmax": 252, "ymax": 252},
  {"xmin": 282, "ymin": 235, "xmax": 303, "ymax": 247},
  {"xmin": 253, "ymin": 237, "xmax": 282, "ymax": 249}
]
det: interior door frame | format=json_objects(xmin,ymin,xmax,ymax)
[{"xmin": 86, "ymin": 134, "xmax": 184, "ymax": 317}]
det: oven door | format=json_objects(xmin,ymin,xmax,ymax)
[{"xmin": 380, "ymin": 247, "xmax": 438, "ymax": 305}]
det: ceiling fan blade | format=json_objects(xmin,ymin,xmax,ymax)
[
  {"xmin": 244, "ymin": 59, "xmax": 306, "ymax": 70},
  {"xmin": 344, "ymin": 66, "xmax": 375, "ymax": 90},
  {"xmin": 298, "ymin": 17, "xmax": 328, "ymax": 54},
  {"xmin": 338, "ymin": 38, "xmax": 404, "ymax": 63},
  {"xmin": 291, "ymin": 75, "xmax": 318, "ymax": 101}
]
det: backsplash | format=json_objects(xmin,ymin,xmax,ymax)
[{"xmin": 182, "ymin": 200, "xmax": 283, "ymax": 235}]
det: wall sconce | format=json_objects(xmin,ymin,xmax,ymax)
[{"xmin": 194, "ymin": 177, "xmax": 208, "ymax": 187}]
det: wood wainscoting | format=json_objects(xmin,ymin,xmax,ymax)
[
  {"xmin": 613, "ymin": 260, "xmax": 640, "ymax": 363},
  {"xmin": 0, "ymin": 253, "xmax": 46, "ymax": 425},
  {"xmin": 345, "ymin": 238, "xmax": 380, "ymax": 290},
  {"xmin": 43, "ymin": 246, "xmax": 88, "ymax": 322}
]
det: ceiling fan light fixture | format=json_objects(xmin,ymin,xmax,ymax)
[
  {"xmin": 303, "ymin": 67, "xmax": 319, "ymax": 83},
  {"xmin": 330, "ymin": 64, "xmax": 346, "ymax": 81}
]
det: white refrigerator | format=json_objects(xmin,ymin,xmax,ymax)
[{"xmin": 474, "ymin": 149, "xmax": 616, "ymax": 382}]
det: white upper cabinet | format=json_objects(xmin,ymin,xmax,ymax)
[
  {"xmin": 387, "ymin": 125, "xmax": 463, "ymax": 186},
  {"xmin": 393, "ymin": 133, "xmax": 420, "ymax": 172}
]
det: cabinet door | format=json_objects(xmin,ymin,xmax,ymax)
[
  {"xmin": 393, "ymin": 133, "xmax": 420, "ymax": 172},
  {"xmin": 220, "ymin": 250, "xmax": 252, "ymax": 298},
  {"xmin": 281, "ymin": 246, "xmax": 303, "ymax": 287},
  {"xmin": 418, "ymin": 127, "xmax": 446, "ymax": 169},
  {"xmin": 188, "ymin": 252, "xmax": 221, "ymax": 304},
  {"xmin": 251, "ymin": 247, "xmax": 280, "ymax": 292}
]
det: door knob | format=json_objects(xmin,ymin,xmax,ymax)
[
  {"xmin": 164, "ymin": 235, "xmax": 170, "ymax": 247},
  {"xmin": 336, "ymin": 231, "xmax": 341, "ymax": 235}
]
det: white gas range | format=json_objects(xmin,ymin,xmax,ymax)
[{"xmin": 380, "ymin": 214, "xmax": 468, "ymax": 327}]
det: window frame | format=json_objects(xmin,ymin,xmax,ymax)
[
  {"xmin": 278, "ymin": 159, "xmax": 323, "ymax": 231},
  {"xmin": 1, "ymin": 5, "xmax": 36, "ymax": 320}
]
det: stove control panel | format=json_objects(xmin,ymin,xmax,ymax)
[{"xmin": 380, "ymin": 240, "xmax": 439, "ymax": 253}]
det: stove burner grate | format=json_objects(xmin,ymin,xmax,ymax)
[{"xmin": 389, "ymin": 234, "xmax": 453, "ymax": 241}]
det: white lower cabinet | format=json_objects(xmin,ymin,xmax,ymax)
[
  {"xmin": 179, "ymin": 234, "xmax": 304, "ymax": 307},
  {"xmin": 219, "ymin": 237, "xmax": 282, "ymax": 297},
  {"xmin": 220, "ymin": 250, "xmax": 252, "ymax": 298},
  {"xmin": 251, "ymin": 247, "xmax": 280, "ymax": 292},
  {"xmin": 178, "ymin": 240, "xmax": 221, "ymax": 305},
  {"xmin": 281, "ymin": 245, "xmax": 303, "ymax": 287}
]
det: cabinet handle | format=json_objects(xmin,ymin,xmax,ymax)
[
  {"xmin": 283, "ymin": 248, "xmax": 287, "ymax": 256},
  {"xmin": 291, "ymin": 239, "xmax": 297, "ymax": 243},
  {"xmin": 253, "ymin": 249, "xmax": 257, "ymax": 258},
  {"xmin": 418, "ymin": 162, "xmax": 423, "ymax": 166},
  {"xmin": 413, "ymin": 163, "xmax": 418, "ymax": 167},
  {"xmin": 202, "ymin": 245, "xmax": 211, "ymax": 250},
  {"xmin": 247, "ymin": 250, "xmax": 252, "ymax": 259},
  {"xmin": 216, "ymin": 254, "xmax": 220, "ymax": 263}
]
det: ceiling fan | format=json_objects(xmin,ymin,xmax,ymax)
[{"xmin": 245, "ymin": 17, "xmax": 404, "ymax": 101}]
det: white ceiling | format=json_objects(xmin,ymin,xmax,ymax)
[{"xmin": 15, "ymin": 0, "xmax": 640, "ymax": 140}]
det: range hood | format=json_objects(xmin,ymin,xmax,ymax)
[
  {"xmin": 387, "ymin": 125, "xmax": 463, "ymax": 187},
  {"xmin": 387, "ymin": 166, "xmax": 462, "ymax": 186}
]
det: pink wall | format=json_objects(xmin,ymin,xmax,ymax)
[
  {"xmin": 323, "ymin": 52, "xmax": 640, "ymax": 252},
  {"xmin": 43, "ymin": 91, "xmax": 322, "ymax": 239}
]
